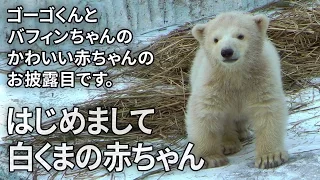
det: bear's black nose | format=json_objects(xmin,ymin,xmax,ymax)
[{"xmin": 221, "ymin": 48, "xmax": 234, "ymax": 58}]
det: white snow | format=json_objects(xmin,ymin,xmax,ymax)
[{"xmin": 110, "ymin": 86, "xmax": 320, "ymax": 180}]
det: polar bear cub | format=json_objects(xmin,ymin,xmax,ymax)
[{"xmin": 185, "ymin": 11, "xmax": 289, "ymax": 169}]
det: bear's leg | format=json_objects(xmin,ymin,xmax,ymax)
[
  {"xmin": 250, "ymin": 101, "xmax": 289, "ymax": 169},
  {"xmin": 222, "ymin": 119, "xmax": 242, "ymax": 155},
  {"xmin": 186, "ymin": 105, "xmax": 228, "ymax": 168},
  {"xmin": 236, "ymin": 119, "xmax": 251, "ymax": 141}
]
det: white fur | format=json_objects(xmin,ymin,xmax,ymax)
[{"xmin": 186, "ymin": 11, "xmax": 289, "ymax": 169}]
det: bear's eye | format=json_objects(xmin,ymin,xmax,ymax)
[
  {"xmin": 214, "ymin": 38, "xmax": 219, "ymax": 43},
  {"xmin": 237, "ymin": 34, "xmax": 244, "ymax": 40}
]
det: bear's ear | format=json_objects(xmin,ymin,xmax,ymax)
[
  {"xmin": 192, "ymin": 24, "xmax": 206, "ymax": 42},
  {"xmin": 253, "ymin": 14, "xmax": 269, "ymax": 34}
]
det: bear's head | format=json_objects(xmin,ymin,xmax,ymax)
[{"xmin": 192, "ymin": 11, "xmax": 269, "ymax": 66}]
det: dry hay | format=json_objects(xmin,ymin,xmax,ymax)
[
  {"xmin": 3, "ymin": 1, "xmax": 320, "ymax": 178},
  {"xmin": 269, "ymin": 3, "xmax": 320, "ymax": 92}
]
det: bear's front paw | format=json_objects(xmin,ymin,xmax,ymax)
[
  {"xmin": 204, "ymin": 154, "xmax": 229, "ymax": 168},
  {"xmin": 222, "ymin": 139, "xmax": 242, "ymax": 155},
  {"xmin": 255, "ymin": 151, "xmax": 288, "ymax": 169}
]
